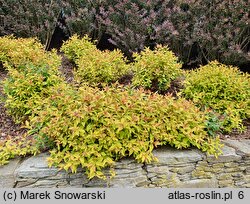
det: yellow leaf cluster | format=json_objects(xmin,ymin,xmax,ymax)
[
  {"xmin": 0, "ymin": 36, "xmax": 225, "ymax": 180},
  {"xmin": 182, "ymin": 61, "xmax": 250, "ymax": 132}
]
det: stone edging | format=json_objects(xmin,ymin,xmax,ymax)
[{"xmin": 0, "ymin": 139, "xmax": 250, "ymax": 188}]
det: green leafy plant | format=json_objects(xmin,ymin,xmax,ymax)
[
  {"xmin": 60, "ymin": 35, "xmax": 97, "ymax": 62},
  {"xmin": 0, "ymin": 35, "xmax": 61, "ymax": 71},
  {"xmin": 0, "ymin": 35, "xmax": 64, "ymax": 165},
  {"xmin": 75, "ymin": 49, "xmax": 130, "ymax": 85},
  {"xmin": 0, "ymin": 134, "xmax": 40, "ymax": 165},
  {"xmin": 61, "ymin": 35, "xmax": 130, "ymax": 86},
  {"xmin": 181, "ymin": 61, "xmax": 250, "ymax": 132},
  {"xmin": 0, "ymin": 36, "xmax": 225, "ymax": 180},
  {"xmin": 27, "ymin": 84, "xmax": 222, "ymax": 179},
  {"xmin": 0, "ymin": 35, "xmax": 64, "ymax": 123},
  {"xmin": 3, "ymin": 63, "xmax": 64, "ymax": 123},
  {"xmin": 132, "ymin": 45, "xmax": 182, "ymax": 92},
  {"xmin": 205, "ymin": 111, "xmax": 222, "ymax": 137}
]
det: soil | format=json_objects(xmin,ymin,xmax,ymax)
[
  {"xmin": 0, "ymin": 70, "xmax": 28, "ymax": 141},
  {"xmin": 219, "ymin": 119, "xmax": 250, "ymax": 140},
  {"xmin": 58, "ymin": 52, "xmax": 75, "ymax": 83},
  {"xmin": 0, "ymin": 54, "xmax": 249, "ymax": 142}
]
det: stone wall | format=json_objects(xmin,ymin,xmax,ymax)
[{"xmin": 0, "ymin": 139, "xmax": 250, "ymax": 188}]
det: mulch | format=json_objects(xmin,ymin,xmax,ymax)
[
  {"xmin": 58, "ymin": 52, "xmax": 74, "ymax": 84},
  {"xmin": 0, "ymin": 55, "xmax": 249, "ymax": 142},
  {"xmin": 0, "ymin": 70, "xmax": 28, "ymax": 141},
  {"xmin": 219, "ymin": 119, "xmax": 250, "ymax": 140}
]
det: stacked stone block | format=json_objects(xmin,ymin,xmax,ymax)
[{"xmin": 0, "ymin": 139, "xmax": 249, "ymax": 188}]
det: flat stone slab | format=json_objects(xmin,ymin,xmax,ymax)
[
  {"xmin": 178, "ymin": 179, "xmax": 218, "ymax": 188},
  {"xmin": 152, "ymin": 147, "xmax": 203, "ymax": 165},
  {"xmin": 14, "ymin": 153, "xmax": 66, "ymax": 179},
  {"xmin": 223, "ymin": 140, "xmax": 250, "ymax": 156},
  {"xmin": 0, "ymin": 158, "xmax": 21, "ymax": 187},
  {"xmin": 207, "ymin": 145, "xmax": 242, "ymax": 163},
  {"xmin": 114, "ymin": 157, "xmax": 143, "ymax": 169},
  {"xmin": 0, "ymin": 139, "xmax": 249, "ymax": 188}
]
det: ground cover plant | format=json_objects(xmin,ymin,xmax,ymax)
[
  {"xmin": 27, "ymin": 84, "xmax": 222, "ymax": 179},
  {"xmin": 181, "ymin": 61, "xmax": 250, "ymax": 133},
  {"xmin": 3, "ymin": 64, "xmax": 64, "ymax": 123},
  {"xmin": 0, "ymin": 35, "xmax": 249, "ymax": 180},
  {"xmin": 132, "ymin": 45, "xmax": 183, "ymax": 92},
  {"xmin": 61, "ymin": 35, "xmax": 130, "ymax": 86},
  {"xmin": 0, "ymin": 35, "xmax": 65, "ymax": 165},
  {"xmin": 0, "ymin": 35, "xmax": 61, "ymax": 70},
  {"xmin": 0, "ymin": 36, "xmax": 63, "ymax": 123}
]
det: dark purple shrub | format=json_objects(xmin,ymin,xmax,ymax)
[
  {"xmin": 170, "ymin": 0, "xmax": 250, "ymax": 66},
  {"xmin": 97, "ymin": 0, "xmax": 177, "ymax": 58},
  {"xmin": 1, "ymin": 0, "xmax": 248, "ymax": 66},
  {"xmin": 98, "ymin": 0, "xmax": 249, "ymax": 65},
  {"xmin": 61, "ymin": 0, "xmax": 105, "ymax": 43},
  {"xmin": 0, "ymin": 0, "xmax": 62, "ymax": 47}
]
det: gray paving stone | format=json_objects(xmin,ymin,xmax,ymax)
[
  {"xmin": 1, "ymin": 139, "xmax": 249, "ymax": 188},
  {"xmin": 152, "ymin": 147, "xmax": 203, "ymax": 165},
  {"xmin": 0, "ymin": 158, "xmax": 21, "ymax": 187},
  {"xmin": 206, "ymin": 145, "xmax": 242, "ymax": 163},
  {"xmin": 14, "ymin": 153, "xmax": 61, "ymax": 179},
  {"xmin": 178, "ymin": 178, "xmax": 218, "ymax": 188},
  {"xmin": 223, "ymin": 140, "xmax": 250, "ymax": 156}
]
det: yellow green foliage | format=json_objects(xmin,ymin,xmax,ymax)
[
  {"xmin": 0, "ymin": 36, "xmax": 224, "ymax": 180},
  {"xmin": 27, "ymin": 83, "xmax": 222, "ymax": 179},
  {"xmin": 0, "ymin": 35, "xmax": 61, "ymax": 70},
  {"xmin": 0, "ymin": 36, "xmax": 63, "ymax": 165},
  {"xmin": 3, "ymin": 64, "xmax": 64, "ymax": 123},
  {"xmin": 182, "ymin": 61, "xmax": 250, "ymax": 132},
  {"xmin": 75, "ymin": 49, "xmax": 130, "ymax": 85},
  {"xmin": 60, "ymin": 35, "xmax": 97, "ymax": 62},
  {"xmin": 61, "ymin": 35, "xmax": 130, "ymax": 86},
  {"xmin": 0, "ymin": 135, "xmax": 40, "ymax": 166},
  {"xmin": 132, "ymin": 45, "xmax": 183, "ymax": 92},
  {"xmin": 0, "ymin": 35, "xmax": 64, "ymax": 123}
]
